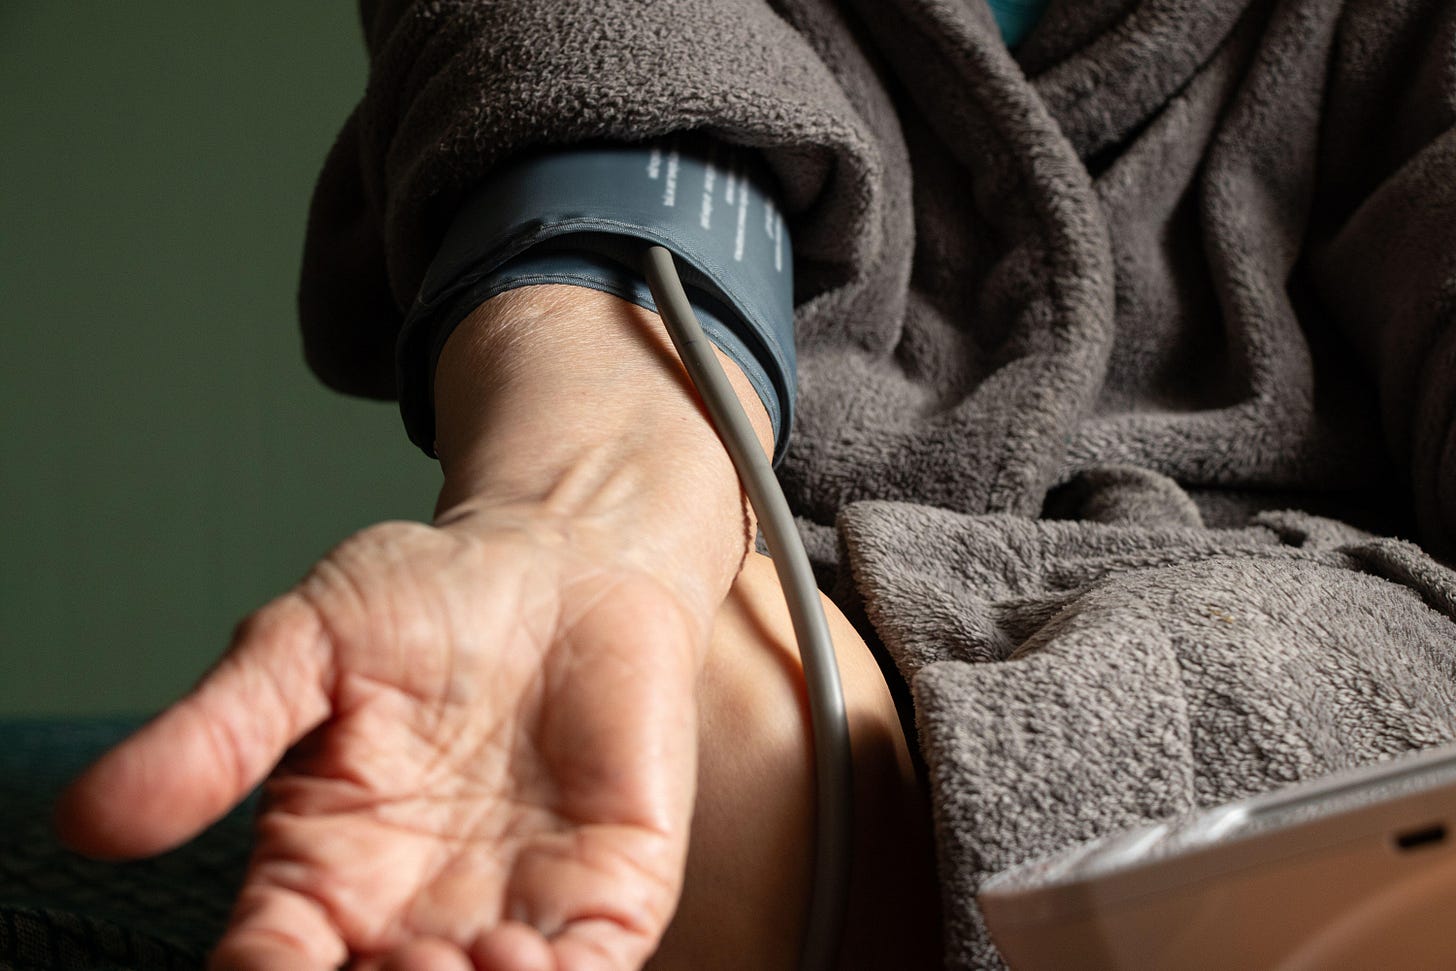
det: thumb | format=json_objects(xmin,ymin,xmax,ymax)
[{"xmin": 54, "ymin": 592, "xmax": 334, "ymax": 859}]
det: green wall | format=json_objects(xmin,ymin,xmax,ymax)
[{"xmin": 1, "ymin": 5, "xmax": 442, "ymax": 714}]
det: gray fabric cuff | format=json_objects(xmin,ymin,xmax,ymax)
[{"xmin": 397, "ymin": 137, "xmax": 796, "ymax": 466}]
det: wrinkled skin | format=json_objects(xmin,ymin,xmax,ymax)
[
  {"xmin": 59, "ymin": 509, "xmax": 707, "ymax": 971},
  {"xmin": 57, "ymin": 285, "xmax": 764, "ymax": 971}
]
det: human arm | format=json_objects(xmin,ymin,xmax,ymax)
[
  {"xmin": 56, "ymin": 283, "xmax": 774, "ymax": 970},
  {"xmin": 299, "ymin": 0, "xmax": 877, "ymax": 409},
  {"xmin": 398, "ymin": 138, "xmax": 797, "ymax": 470}
]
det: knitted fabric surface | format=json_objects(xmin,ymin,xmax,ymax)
[{"xmin": 0, "ymin": 719, "xmax": 256, "ymax": 969}]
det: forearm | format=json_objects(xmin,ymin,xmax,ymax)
[
  {"xmin": 431, "ymin": 283, "xmax": 774, "ymax": 622},
  {"xmin": 652, "ymin": 553, "xmax": 942, "ymax": 970}
]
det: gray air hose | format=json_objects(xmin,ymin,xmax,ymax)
[{"xmin": 642, "ymin": 245, "xmax": 853, "ymax": 971}]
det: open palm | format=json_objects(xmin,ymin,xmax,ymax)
[{"xmin": 56, "ymin": 511, "xmax": 706, "ymax": 971}]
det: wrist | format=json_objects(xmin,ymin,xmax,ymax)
[{"xmin": 431, "ymin": 284, "xmax": 772, "ymax": 607}]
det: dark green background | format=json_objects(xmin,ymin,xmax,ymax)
[{"xmin": 1, "ymin": 5, "xmax": 441, "ymax": 714}]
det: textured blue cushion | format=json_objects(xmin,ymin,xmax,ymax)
[{"xmin": 0, "ymin": 718, "xmax": 258, "ymax": 970}]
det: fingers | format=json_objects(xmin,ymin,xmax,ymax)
[
  {"xmin": 466, "ymin": 922, "xmax": 555, "ymax": 971},
  {"xmin": 55, "ymin": 593, "xmax": 335, "ymax": 859},
  {"xmin": 469, "ymin": 918, "xmax": 638, "ymax": 971},
  {"xmin": 209, "ymin": 884, "xmax": 349, "ymax": 971},
  {"xmin": 369, "ymin": 938, "xmax": 476, "ymax": 971},
  {"xmin": 351, "ymin": 932, "xmax": 549, "ymax": 971},
  {"xmin": 542, "ymin": 918, "xmax": 656, "ymax": 971},
  {"xmin": 465, "ymin": 836, "xmax": 671, "ymax": 971},
  {"xmin": 222, "ymin": 921, "xmax": 644, "ymax": 971}
]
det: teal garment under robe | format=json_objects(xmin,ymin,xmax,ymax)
[{"xmin": 988, "ymin": 0, "xmax": 1052, "ymax": 47}]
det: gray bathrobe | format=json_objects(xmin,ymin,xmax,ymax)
[{"xmin": 299, "ymin": 0, "xmax": 1456, "ymax": 965}]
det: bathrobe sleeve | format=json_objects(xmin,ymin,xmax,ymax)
[
  {"xmin": 296, "ymin": 0, "xmax": 877, "ymax": 414},
  {"xmin": 1308, "ymin": 0, "xmax": 1456, "ymax": 552}
]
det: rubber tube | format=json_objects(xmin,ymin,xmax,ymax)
[{"xmin": 643, "ymin": 244, "xmax": 852, "ymax": 971}]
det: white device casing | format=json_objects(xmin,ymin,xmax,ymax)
[{"xmin": 978, "ymin": 743, "xmax": 1456, "ymax": 969}]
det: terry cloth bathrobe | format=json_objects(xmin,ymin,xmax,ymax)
[{"xmin": 288, "ymin": 0, "xmax": 1456, "ymax": 966}]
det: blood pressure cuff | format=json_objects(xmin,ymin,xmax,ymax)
[{"xmin": 397, "ymin": 138, "xmax": 796, "ymax": 466}]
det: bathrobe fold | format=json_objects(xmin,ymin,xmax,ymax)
[{"xmin": 299, "ymin": 0, "xmax": 1456, "ymax": 965}]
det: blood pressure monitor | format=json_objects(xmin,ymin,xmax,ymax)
[{"xmin": 979, "ymin": 743, "xmax": 1456, "ymax": 968}]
